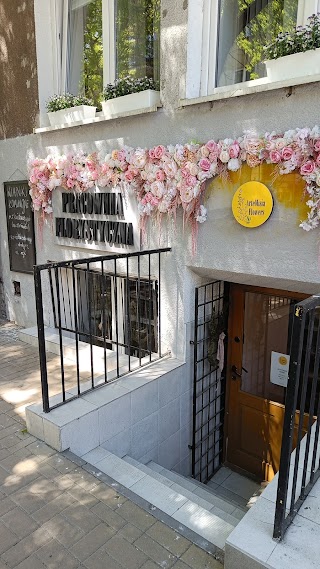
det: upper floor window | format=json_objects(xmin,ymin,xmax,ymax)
[
  {"xmin": 187, "ymin": 0, "xmax": 315, "ymax": 98},
  {"xmin": 216, "ymin": 0, "xmax": 299, "ymax": 87},
  {"xmin": 67, "ymin": 0, "xmax": 160, "ymax": 105}
]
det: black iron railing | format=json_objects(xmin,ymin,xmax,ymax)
[
  {"xmin": 191, "ymin": 280, "xmax": 229, "ymax": 483},
  {"xmin": 274, "ymin": 294, "xmax": 320, "ymax": 539},
  {"xmin": 34, "ymin": 248, "xmax": 171, "ymax": 412}
]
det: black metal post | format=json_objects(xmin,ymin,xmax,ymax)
[{"xmin": 34, "ymin": 266, "xmax": 50, "ymax": 413}]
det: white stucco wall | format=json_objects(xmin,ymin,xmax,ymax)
[{"xmin": 1, "ymin": 2, "xmax": 320, "ymax": 354}]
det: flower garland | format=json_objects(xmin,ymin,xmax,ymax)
[{"xmin": 28, "ymin": 125, "xmax": 320, "ymax": 249}]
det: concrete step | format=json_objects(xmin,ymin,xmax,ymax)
[
  {"xmin": 124, "ymin": 456, "xmax": 244, "ymax": 522},
  {"xmin": 147, "ymin": 461, "xmax": 247, "ymax": 514},
  {"xmin": 81, "ymin": 446, "xmax": 237, "ymax": 554}
]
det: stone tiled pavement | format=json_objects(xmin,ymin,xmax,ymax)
[{"xmin": 0, "ymin": 321, "xmax": 222, "ymax": 569}]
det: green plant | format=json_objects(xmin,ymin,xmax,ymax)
[
  {"xmin": 102, "ymin": 76, "xmax": 159, "ymax": 101},
  {"xmin": 46, "ymin": 93, "xmax": 95, "ymax": 113},
  {"xmin": 264, "ymin": 13, "xmax": 320, "ymax": 60}
]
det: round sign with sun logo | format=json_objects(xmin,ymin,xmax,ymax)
[{"xmin": 232, "ymin": 181, "xmax": 274, "ymax": 228}]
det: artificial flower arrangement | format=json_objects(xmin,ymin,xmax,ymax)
[
  {"xmin": 28, "ymin": 125, "xmax": 320, "ymax": 251},
  {"xmin": 264, "ymin": 13, "xmax": 320, "ymax": 60},
  {"xmin": 102, "ymin": 76, "xmax": 159, "ymax": 100}
]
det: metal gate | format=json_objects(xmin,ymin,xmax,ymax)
[{"xmin": 191, "ymin": 281, "xmax": 229, "ymax": 483}]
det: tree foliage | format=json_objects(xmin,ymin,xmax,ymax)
[
  {"xmin": 236, "ymin": 0, "xmax": 298, "ymax": 79},
  {"xmin": 81, "ymin": 0, "xmax": 160, "ymax": 106}
]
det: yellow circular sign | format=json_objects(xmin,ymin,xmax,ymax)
[
  {"xmin": 278, "ymin": 356, "xmax": 288, "ymax": 366},
  {"xmin": 232, "ymin": 182, "xmax": 273, "ymax": 228}
]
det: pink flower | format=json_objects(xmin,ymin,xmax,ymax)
[
  {"xmin": 229, "ymin": 143, "xmax": 240, "ymax": 158},
  {"xmin": 66, "ymin": 179, "xmax": 74, "ymax": 188},
  {"xmin": 186, "ymin": 175, "xmax": 197, "ymax": 187},
  {"xmin": 125, "ymin": 171, "xmax": 134, "ymax": 182},
  {"xmin": 316, "ymin": 154, "xmax": 320, "ymax": 166},
  {"xmin": 244, "ymin": 138, "xmax": 261, "ymax": 155},
  {"xmin": 117, "ymin": 149, "xmax": 126, "ymax": 162},
  {"xmin": 281, "ymin": 147, "xmax": 293, "ymax": 161},
  {"xmin": 314, "ymin": 139, "xmax": 320, "ymax": 152},
  {"xmin": 300, "ymin": 160, "xmax": 315, "ymax": 175},
  {"xmin": 154, "ymin": 145, "xmax": 166, "ymax": 159},
  {"xmin": 206, "ymin": 140, "xmax": 218, "ymax": 153},
  {"xmin": 149, "ymin": 148, "xmax": 155, "ymax": 159},
  {"xmin": 156, "ymin": 169, "xmax": 165, "ymax": 182},
  {"xmin": 269, "ymin": 150, "xmax": 281, "ymax": 163},
  {"xmin": 246, "ymin": 154, "xmax": 261, "ymax": 168},
  {"xmin": 199, "ymin": 158, "xmax": 211, "ymax": 172}
]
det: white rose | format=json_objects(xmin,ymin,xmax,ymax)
[{"xmin": 219, "ymin": 150, "xmax": 230, "ymax": 163}]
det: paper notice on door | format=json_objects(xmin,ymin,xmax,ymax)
[{"xmin": 270, "ymin": 352, "xmax": 290, "ymax": 387}]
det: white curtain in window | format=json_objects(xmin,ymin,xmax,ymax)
[{"xmin": 54, "ymin": 0, "xmax": 69, "ymax": 94}]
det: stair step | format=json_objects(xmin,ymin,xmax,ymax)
[
  {"xmin": 147, "ymin": 461, "xmax": 247, "ymax": 514},
  {"xmin": 82, "ymin": 446, "xmax": 237, "ymax": 552},
  {"xmin": 123, "ymin": 456, "xmax": 241, "ymax": 522}
]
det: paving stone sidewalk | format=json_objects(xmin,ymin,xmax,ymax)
[{"xmin": 0, "ymin": 321, "xmax": 222, "ymax": 569}]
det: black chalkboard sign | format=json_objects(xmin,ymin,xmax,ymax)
[{"xmin": 4, "ymin": 181, "xmax": 36, "ymax": 274}]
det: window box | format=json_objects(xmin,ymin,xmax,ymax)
[
  {"xmin": 101, "ymin": 90, "xmax": 160, "ymax": 119},
  {"xmin": 265, "ymin": 48, "xmax": 320, "ymax": 83},
  {"xmin": 47, "ymin": 105, "xmax": 96, "ymax": 127}
]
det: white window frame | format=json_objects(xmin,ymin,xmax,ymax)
[{"xmin": 186, "ymin": 0, "xmax": 320, "ymax": 100}]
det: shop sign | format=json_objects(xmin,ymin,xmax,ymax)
[
  {"xmin": 270, "ymin": 351, "xmax": 290, "ymax": 387},
  {"xmin": 232, "ymin": 181, "xmax": 273, "ymax": 228},
  {"xmin": 54, "ymin": 188, "xmax": 137, "ymax": 251},
  {"xmin": 4, "ymin": 181, "xmax": 36, "ymax": 274}
]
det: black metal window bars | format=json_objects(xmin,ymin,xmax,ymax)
[
  {"xmin": 274, "ymin": 294, "xmax": 320, "ymax": 539},
  {"xmin": 34, "ymin": 248, "xmax": 171, "ymax": 412}
]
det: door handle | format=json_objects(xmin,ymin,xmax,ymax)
[{"xmin": 231, "ymin": 365, "xmax": 242, "ymax": 378}]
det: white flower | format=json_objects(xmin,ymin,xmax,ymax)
[
  {"xmin": 196, "ymin": 205, "xmax": 207, "ymax": 223},
  {"xmin": 219, "ymin": 150, "xmax": 230, "ymax": 163},
  {"xmin": 227, "ymin": 158, "xmax": 240, "ymax": 172}
]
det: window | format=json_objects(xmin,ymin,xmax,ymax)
[
  {"xmin": 186, "ymin": 0, "xmax": 317, "ymax": 98},
  {"xmin": 66, "ymin": 0, "xmax": 160, "ymax": 105}
]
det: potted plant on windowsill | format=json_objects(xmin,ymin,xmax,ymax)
[
  {"xmin": 46, "ymin": 93, "xmax": 96, "ymax": 127},
  {"xmin": 101, "ymin": 76, "xmax": 160, "ymax": 119},
  {"xmin": 264, "ymin": 14, "xmax": 320, "ymax": 82}
]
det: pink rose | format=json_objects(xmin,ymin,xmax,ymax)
[
  {"xmin": 206, "ymin": 140, "xmax": 218, "ymax": 153},
  {"xmin": 156, "ymin": 169, "xmax": 165, "ymax": 181},
  {"xmin": 229, "ymin": 143, "xmax": 240, "ymax": 159},
  {"xmin": 314, "ymin": 139, "xmax": 320, "ymax": 152},
  {"xmin": 281, "ymin": 147, "xmax": 293, "ymax": 161},
  {"xmin": 148, "ymin": 148, "xmax": 155, "ymax": 159},
  {"xmin": 66, "ymin": 179, "xmax": 74, "ymax": 188},
  {"xmin": 117, "ymin": 149, "xmax": 126, "ymax": 162},
  {"xmin": 269, "ymin": 150, "xmax": 281, "ymax": 163},
  {"xmin": 316, "ymin": 154, "xmax": 320, "ymax": 166},
  {"xmin": 199, "ymin": 158, "xmax": 211, "ymax": 172},
  {"xmin": 154, "ymin": 145, "xmax": 165, "ymax": 159},
  {"xmin": 125, "ymin": 171, "xmax": 134, "ymax": 182},
  {"xmin": 186, "ymin": 175, "xmax": 197, "ymax": 187},
  {"xmin": 300, "ymin": 160, "xmax": 315, "ymax": 175}
]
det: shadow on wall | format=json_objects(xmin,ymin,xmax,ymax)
[{"xmin": 0, "ymin": 0, "xmax": 38, "ymax": 140}]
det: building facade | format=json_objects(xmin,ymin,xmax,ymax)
[{"xmin": 2, "ymin": 0, "xmax": 320, "ymax": 488}]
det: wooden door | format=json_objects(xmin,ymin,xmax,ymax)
[{"xmin": 225, "ymin": 284, "xmax": 307, "ymax": 482}]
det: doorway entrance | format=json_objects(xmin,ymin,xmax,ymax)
[{"xmin": 225, "ymin": 284, "xmax": 307, "ymax": 482}]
